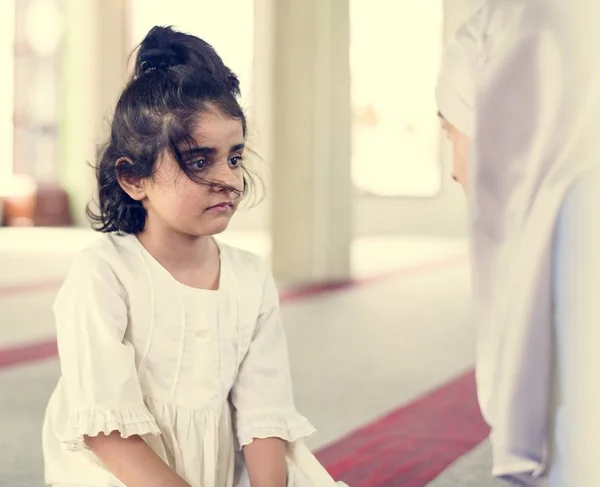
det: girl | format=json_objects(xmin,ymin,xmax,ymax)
[
  {"xmin": 42, "ymin": 25, "xmax": 345, "ymax": 487},
  {"xmin": 436, "ymin": 3, "xmax": 600, "ymax": 486}
]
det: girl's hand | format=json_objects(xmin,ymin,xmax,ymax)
[{"xmin": 85, "ymin": 432, "xmax": 191, "ymax": 487}]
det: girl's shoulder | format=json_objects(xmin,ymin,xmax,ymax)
[
  {"xmin": 217, "ymin": 240, "xmax": 279, "ymax": 307},
  {"xmin": 216, "ymin": 239, "xmax": 272, "ymax": 281},
  {"xmin": 69, "ymin": 232, "xmax": 139, "ymax": 273},
  {"xmin": 58, "ymin": 232, "xmax": 141, "ymax": 298}
]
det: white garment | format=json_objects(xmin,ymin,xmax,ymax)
[
  {"xmin": 42, "ymin": 233, "xmax": 316, "ymax": 487},
  {"xmin": 468, "ymin": 0, "xmax": 600, "ymax": 483},
  {"xmin": 545, "ymin": 167, "xmax": 600, "ymax": 487},
  {"xmin": 494, "ymin": 167, "xmax": 600, "ymax": 487},
  {"xmin": 434, "ymin": 8, "xmax": 483, "ymax": 137}
]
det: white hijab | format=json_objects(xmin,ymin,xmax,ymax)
[
  {"xmin": 434, "ymin": 9, "xmax": 482, "ymax": 137},
  {"xmin": 439, "ymin": 1, "xmax": 600, "ymax": 482}
]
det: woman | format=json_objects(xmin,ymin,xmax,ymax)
[{"xmin": 436, "ymin": 2, "xmax": 600, "ymax": 486}]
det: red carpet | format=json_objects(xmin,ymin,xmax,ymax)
[
  {"xmin": 316, "ymin": 370, "xmax": 489, "ymax": 487},
  {"xmin": 0, "ymin": 338, "xmax": 58, "ymax": 369}
]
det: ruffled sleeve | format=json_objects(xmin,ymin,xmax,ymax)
[
  {"xmin": 53, "ymin": 249, "xmax": 160, "ymax": 451},
  {"xmin": 230, "ymin": 262, "xmax": 316, "ymax": 449}
]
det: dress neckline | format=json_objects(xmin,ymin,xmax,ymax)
[{"xmin": 129, "ymin": 234, "xmax": 228, "ymax": 295}]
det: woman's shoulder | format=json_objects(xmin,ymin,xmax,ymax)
[{"xmin": 483, "ymin": 0, "xmax": 557, "ymax": 47}]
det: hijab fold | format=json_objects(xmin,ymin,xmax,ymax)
[{"xmin": 438, "ymin": 1, "xmax": 600, "ymax": 482}]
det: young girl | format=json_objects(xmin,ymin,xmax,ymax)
[{"xmin": 42, "ymin": 26, "xmax": 345, "ymax": 487}]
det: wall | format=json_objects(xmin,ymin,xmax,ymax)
[
  {"xmin": 60, "ymin": 0, "xmax": 128, "ymax": 226},
  {"xmin": 0, "ymin": 1, "xmax": 14, "ymax": 183}
]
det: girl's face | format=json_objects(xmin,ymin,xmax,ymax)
[
  {"xmin": 120, "ymin": 106, "xmax": 246, "ymax": 238},
  {"xmin": 439, "ymin": 116, "xmax": 470, "ymax": 193}
]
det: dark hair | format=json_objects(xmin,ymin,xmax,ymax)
[{"xmin": 87, "ymin": 25, "xmax": 260, "ymax": 234}]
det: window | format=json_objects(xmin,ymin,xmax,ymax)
[
  {"xmin": 0, "ymin": 0, "xmax": 15, "ymax": 180},
  {"xmin": 12, "ymin": 0, "xmax": 63, "ymax": 180},
  {"xmin": 350, "ymin": 1, "xmax": 444, "ymax": 197}
]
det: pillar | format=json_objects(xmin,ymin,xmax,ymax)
[
  {"xmin": 255, "ymin": 0, "xmax": 353, "ymax": 286},
  {"xmin": 60, "ymin": 0, "xmax": 128, "ymax": 226}
]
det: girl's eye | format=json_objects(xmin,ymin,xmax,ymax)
[
  {"xmin": 229, "ymin": 156, "xmax": 244, "ymax": 168},
  {"xmin": 190, "ymin": 159, "xmax": 207, "ymax": 171}
]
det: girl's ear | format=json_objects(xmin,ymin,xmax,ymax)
[{"xmin": 116, "ymin": 158, "xmax": 147, "ymax": 201}]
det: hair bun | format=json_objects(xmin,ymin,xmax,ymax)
[
  {"xmin": 138, "ymin": 47, "xmax": 180, "ymax": 74},
  {"xmin": 135, "ymin": 26, "xmax": 183, "ymax": 77},
  {"xmin": 134, "ymin": 25, "xmax": 240, "ymax": 98}
]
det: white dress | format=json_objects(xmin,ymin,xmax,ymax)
[{"xmin": 42, "ymin": 233, "xmax": 317, "ymax": 487}]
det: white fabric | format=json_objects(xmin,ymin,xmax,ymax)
[
  {"xmin": 233, "ymin": 443, "xmax": 348, "ymax": 487},
  {"xmin": 467, "ymin": 0, "xmax": 600, "ymax": 483},
  {"xmin": 434, "ymin": 8, "xmax": 483, "ymax": 137},
  {"xmin": 546, "ymin": 167, "xmax": 600, "ymax": 487},
  {"xmin": 42, "ymin": 233, "xmax": 317, "ymax": 487}
]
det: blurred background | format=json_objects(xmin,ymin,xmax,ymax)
[{"xmin": 1, "ymin": 1, "xmax": 501, "ymax": 486}]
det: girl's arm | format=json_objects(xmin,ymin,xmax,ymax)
[
  {"xmin": 53, "ymin": 251, "xmax": 188, "ymax": 485},
  {"xmin": 85, "ymin": 433, "xmax": 191, "ymax": 487},
  {"xmin": 242, "ymin": 437, "xmax": 287, "ymax": 487},
  {"xmin": 230, "ymin": 261, "xmax": 317, "ymax": 487}
]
